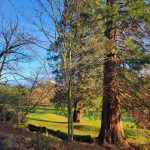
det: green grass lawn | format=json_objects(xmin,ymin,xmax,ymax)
[{"xmin": 27, "ymin": 107, "xmax": 150, "ymax": 145}]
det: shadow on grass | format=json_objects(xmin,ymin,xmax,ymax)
[
  {"xmin": 29, "ymin": 117, "xmax": 67, "ymax": 124},
  {"xmin": 47, "ymin": 129, "xmax": 93, "ymax": 143},
  {"xmin": 28, "ymin": 124, "xmax": 93, "ymax": 143}
]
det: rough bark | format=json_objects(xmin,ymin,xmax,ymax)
[
  {"xmin": 73, "ymin": 101, "xmax": 83, "ymax": 123},
  {"xmin": 98, "ymin": 0, "xmax": 129, "ymax": 147},
  {"xmin": 98, "ymin": 53, "xmax": 129, "ymax": 147}
]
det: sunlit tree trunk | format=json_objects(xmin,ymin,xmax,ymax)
[
  {"xmin": 73, "ymin": 101, "xmax": 83, "ymax": 123},
  {"xmin": 98, "ymin": 0, "xmax": 129, "ymax": 147},
  {"xmin": 98, "ymin": 52, "xmax": 129, "ymax": 147}
]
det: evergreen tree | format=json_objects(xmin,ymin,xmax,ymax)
[
  {"xmin": 62, "ymin": 0, "xmax": 150, "ymax": 147},
  {"xmin": 79, "ymin": 0, "xmax": 150, "ymax": 147}
]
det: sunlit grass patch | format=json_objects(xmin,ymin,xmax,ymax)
[{"xmin": 27, "ymin": 107, "xmax": 150, "ymax": 145}]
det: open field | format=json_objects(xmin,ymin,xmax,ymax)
[{"xmin": 27, "ymin": 107, "xmax": 150, "ymax": 145}]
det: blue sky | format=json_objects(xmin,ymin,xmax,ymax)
[{"xmin": 0, "ymin": 0, "xmax": 58, "ymax": 85}]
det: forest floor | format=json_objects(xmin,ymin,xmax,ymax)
[
  {"xmin": 0, "ymin": 122, "xmax": 150, "ymax": 150},
  {"xmin": 0, "ymin": 123, "xmax": 112, "ymax": 150},
  {"xmin": 0, "ymin": 107, "xmax": 150, "ymax": 149}
]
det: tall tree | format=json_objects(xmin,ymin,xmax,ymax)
[
  {"xmin": 48, "ymin": 0, "xmax": 75, "ymax": 140},
  {"xmin": 93, "ymin": 0, "xmax": 149, "ymax": 147},
  {"xmin": 74, "ymin": 0, "xmax": 150, "ymax": 147}
]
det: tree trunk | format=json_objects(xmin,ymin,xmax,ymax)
[
  {"xmin": 98, "ymin": 53, "xmax": 129, "ymax": 147},
  {"xmin": 73, "ymin": 101, "xmax": 83, "ymax": 123},
  {"xmin": 98, "ymin": 1, "xmax": 129, "ymax": 147},
  {"xmin": 73, "ymin": 109, "xmax": 82, "ymax": 123}
]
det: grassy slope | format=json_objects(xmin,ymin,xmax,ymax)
[{"xmin": 27, "ymin": 107, "xmax": 150, "ymax": 145}]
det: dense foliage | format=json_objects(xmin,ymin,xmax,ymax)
[{"xmin": 47, "ymin": 0, "xmax": 150, "ymax": 145}]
